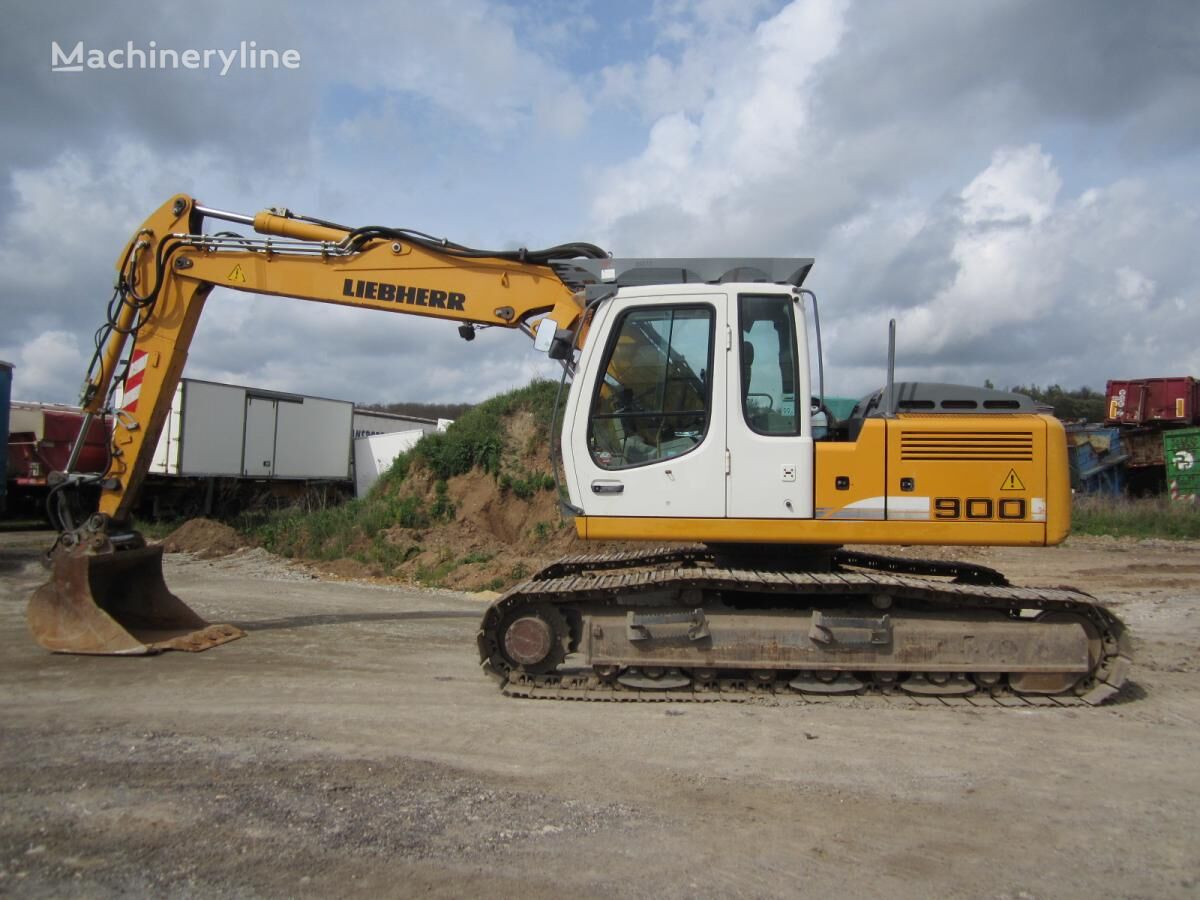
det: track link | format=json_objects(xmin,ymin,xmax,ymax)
[{"xmin": 477, "ymin": 547, "xmax": 1133, "ymax": 706}]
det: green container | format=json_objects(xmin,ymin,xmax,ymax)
[{"xmin": 1163, "ymin": 427, "xmax": 1200, "ymax": 501}]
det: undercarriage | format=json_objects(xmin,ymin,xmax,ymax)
[{"xmin": 478, "ymin": 546, "xmax": 1132, "ymax": 706}]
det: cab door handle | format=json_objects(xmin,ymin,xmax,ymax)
[{"xmin": 591, "ymin": 480, "xmax": 624, "ymax": 495}]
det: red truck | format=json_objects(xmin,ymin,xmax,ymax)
[{"xmin": 6, "ymin": 402, "xmax": 110, "ymax": 515}]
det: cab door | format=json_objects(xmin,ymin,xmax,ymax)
[
  {"xmin": 725, "ymin": 292, "xmax": 814, "ymax": 519},
  {"xmin": 569, "ymin": 292, "xmax": 727, "ymax": 518}
]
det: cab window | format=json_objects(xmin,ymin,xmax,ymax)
[
  {"xmin": 739, "ymin": 294, "xmax": 800, "ymax": 435},
  {"xmin": 588, "ymin": 306, "xmax": 713, "ymax": 470}
]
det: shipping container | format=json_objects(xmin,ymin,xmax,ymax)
[
  {"xmin": 1106, "ymin": 377, "xmax": 1199, "ymax": 426},
  {"xmin": 1164, "ymin": 428, "xmax": 1200, "ymax": 502},
  {"xmin": 1122, "ymin": 427, "xmax": 1166, "ymax": 469},
  {"xmin": 1065, "ymin": 425, "xmax": 1128, "ymax": 495},
  {"xmin": 0, "ymin": 361, "xmax": 11, "ymax": 511},
  {"xmin": 147, "ymin": 378, "xmax": 354, "ymax": 480}
]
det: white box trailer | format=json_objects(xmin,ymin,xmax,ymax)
[
  {"xmin": 350, "ymin": 409, "xmax": 455, "ymax": 497},
  {"xmin": 149, "ymin": 379, "xmax": 353, "ymax": 481},
  {"xmin": 353, "ymin": 430, "xmax": 426, "ymax": 497},
  {"xmin": 352, "ymin": 408, "xmax": 440, "ymax": 440}
]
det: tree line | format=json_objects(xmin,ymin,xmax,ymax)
[
  {"xmin": 359, "ymin": 400, "xmax": 474, "ymax": 421},
  {"xmin": 987, "ymin": 382, "xmax": 1107, "ymax": 422}
]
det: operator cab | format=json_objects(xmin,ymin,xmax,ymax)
[{"xmin": 551, "ymin": 258, "xmax": 818, "ymax": 522}]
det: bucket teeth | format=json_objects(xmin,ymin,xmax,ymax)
[{"xmin": 27, "ymin": 543, "xmax": 244, "ymax": 655}]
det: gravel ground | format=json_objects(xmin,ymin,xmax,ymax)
[{"xmin": 1, "ymin": 532, "xmax": 1198, "ymax": 898}]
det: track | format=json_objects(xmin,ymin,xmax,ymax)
[{"xmin": 477, "ymin": 547, "xmax": 1132, "ymax": 706}]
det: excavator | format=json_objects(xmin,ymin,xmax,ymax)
[{"xmin": 28, "ymin": 194, "xmax": 1132, "ymax": 705}]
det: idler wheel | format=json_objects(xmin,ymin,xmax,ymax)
[
  {"xmin": 499, "ymin": 604, "xmax": 569, "ymax": 673},
  {"xmin": 504, "ymin": 615, "xmax": 554, "ymax": 666}
]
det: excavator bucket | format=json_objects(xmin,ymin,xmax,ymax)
[{"xmin": 28, "ymin": 543, "xmax": 244, "ymax": 655}]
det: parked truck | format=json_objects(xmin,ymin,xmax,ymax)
[{"xmin": 6, "ymin": 401, "xmax": 110, "ymax": 518}]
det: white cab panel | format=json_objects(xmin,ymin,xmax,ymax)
[
  {"xmin": 567, "ymin": 290, "xmax": 727, "ymax": 518},
  {"xmin": 726, "ymin": 292, "xmax": 814, "ymax": 518}
]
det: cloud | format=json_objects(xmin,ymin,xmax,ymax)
[
  {"xmin": 960, "ymin": 145, "xmax": 1061, "ymax": 227},
  {"xmin": 319, "ymin": 1, "xmax": 594, "ymax": 139},
  {"xmin": 0, "ymin": 141, "xmax": 219, "ymax": 294},
  {"xmin": 592, "ymin": 0, "xmax": 850, "ymax": 249},
  {"xmin": 0, "ymin": 0, "xmax": 603, "ymax": 407},
  {"xmin": 2, "ymin": 0, "xmax": 1199, "ymax": 415},
  {"xmin": 829, "ymin": 147, "xmax": 1200, "ymax": 393},
  {"xmin": 0, "ymin": 128, "xmax": 568, "ymax": 406},
  {"xmin": 0, "ymin": 331, "xmax": 88, "ymax": 402},
  {"xmin": 1, "ymin": 0, "xmax": 591, "ymax": 172},
  {"xmin": 584, "ymin": 0, "xmax": 1200, "ymax": 396},
  {"xmin": 903, "ymin": 145, "xmax": 1067, "ymax": 352}
]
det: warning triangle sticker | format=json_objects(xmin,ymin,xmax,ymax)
[
  {"xmin": 227, "ymin": 264, "xmax": 247, "ymax": 284},
  {"xmin": 1001, "ymin": 469, "xmax": 1025, "ymax": 491}
]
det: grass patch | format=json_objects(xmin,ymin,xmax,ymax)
[
  {"xmin": 500, "ymin": 470, "xmax": 556, "ymax": 499},
  {"xmin": 245, "ymin": 491, "xmax": 445, "ymax": 565},
  {"xmin": 1073, "ymin": 495, "xmax": 1200, "ymax": 540},
  {"xmin": 403, "ymin": 378, "xmax": 561, "ymax": 482},
  {"xmin": 416, "ymin": 548, "xmax": 459, "ymax": 585},
  {"xmin": 366, "ymin": 377, "xmax": 561, "ymax": 498}
]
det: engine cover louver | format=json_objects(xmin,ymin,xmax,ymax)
[{"xmin": 900, "ymin": 431, "xmax": 1035, "ymax": 461}]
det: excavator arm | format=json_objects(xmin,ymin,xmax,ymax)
[
  {"xmin": 30, "ymin": 193, "xmax": 604, "ymax": 654},
  {"xmin": 85, "ymin": 194, "xmax": 596, "ymax": 522}
]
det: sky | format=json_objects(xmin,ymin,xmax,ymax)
[{"xmin": 1, "ymin": 0, "xmax": 1198, "ymax": 406}]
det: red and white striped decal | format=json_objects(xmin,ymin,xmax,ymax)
[
  {"xmin": 122, "ymin": 349, "xmax": 149, "ymax": 413},
  {"xmin": 1170, "ymin": 480, "xmax": 1196, "ymax": 503}
]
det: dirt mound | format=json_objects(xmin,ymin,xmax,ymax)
[
  {"xmin": 162, "ymin": 518, "xmax": 253, "ymax": 559},
  {"xmin": 344, "ymin": 408, "xmax": 592, "ymax": 590},
  {"xmin": 375, "ymin": 458, "xmax": 581, "ymax": 590}
]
